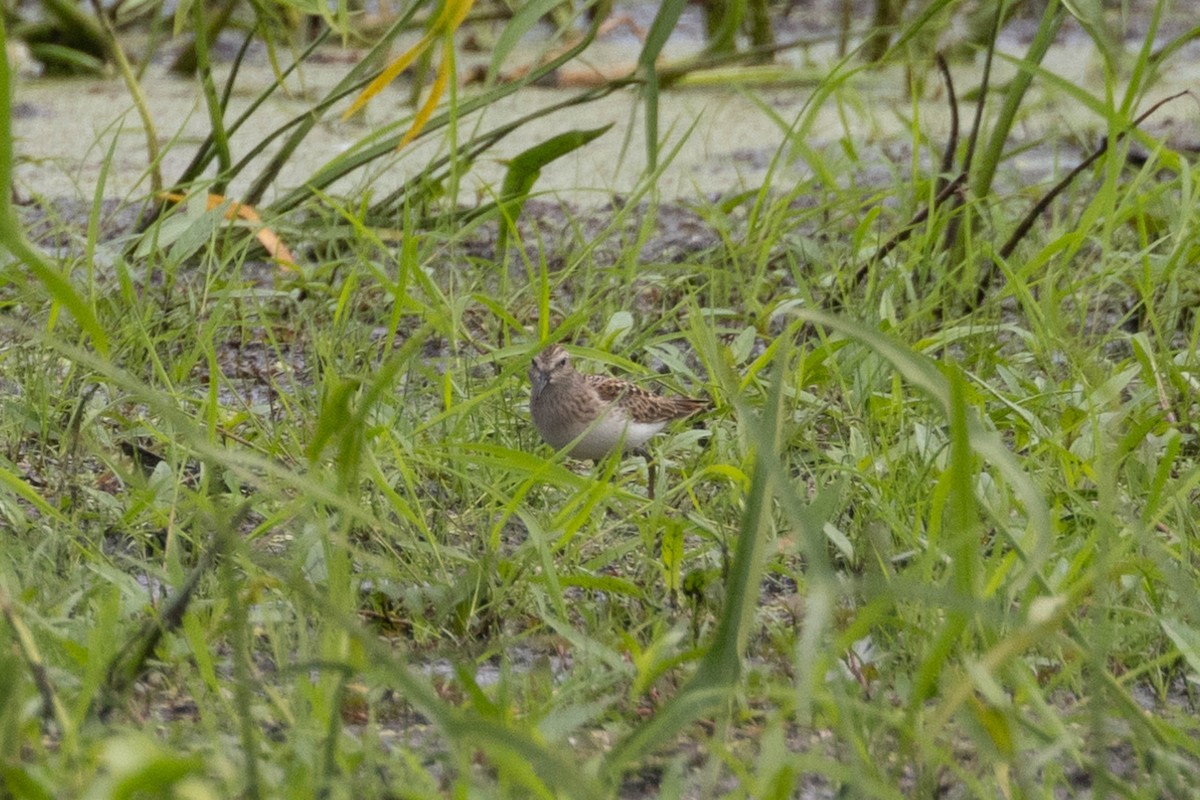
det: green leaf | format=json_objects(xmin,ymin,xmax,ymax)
[
  {"xmin": 105, "ymin": 735, "xmax": 205, "ymax": 799},
  {"xmin": 1161, "ymin": 617, "xmax": 1200, "ymax": 676},
  {"xmin": 0, "ymin": 463, "xmax": 65, "ymax": 523},
  {"xmin": 25, "ymin": 43, "xmax": 105, "ymax": 74},
  {"xmin": 600, "ymin": 310, "xmax": 634, "ymax": 348},
  {"xmin": 1060, "ymin": 0, "xmax": 1119, "ymax": 67},
  {"xmin": 791, "ymin": 308, "xmax": 1052, "ymax": 588},
  {"xmin": 660, "ymin": 520, "xmax": 684, "ymax": 597},
  {"xmin": 560, "ymin": 572, "xmax": 644, "ymax": 599},
  {"xmin": 500, "ymin": 125, "xmax": 614, "ymax": 201},
  {"xmin": 305, "ymin": 375, "xmax": 360, "ymax": 465},
  {"xmin": 0, "ymin": 766, "xmax": 54, "ymax": 800},
  {"xmin": 496, "ymin": 125, "xmax": 612, "ymax": 252},
  {"xmin": 638, "ymin": 0, "xmax": 686, "ymax": 70},
  {"xmin": 637, "ymin": 0, "xmax": 686, "ymax": 172},
  {"xmin": 487, "ymin": 0, "xmax": 569, "ymax": 83}
]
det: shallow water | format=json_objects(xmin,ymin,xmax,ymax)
[{"xmin": 10, "ymin": 4, "xmax": 1200, "ymax": 209}]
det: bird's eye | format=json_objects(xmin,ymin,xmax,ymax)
[{"xmin": 556, "ymin": 357, "xmax": 567, "ymax": 368}]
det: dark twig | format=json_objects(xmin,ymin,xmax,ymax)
[
  {"xmin": 853, "ymin": 169, "xmax": 967, "ymax": 287},
  {"xmin": 972, "ymin": 90, "xmax": 1191, "ymax": 308},
  {"xmin": 933, "ymin": 53, "xmax": 967, "ymax": 278},
  {"xmin": 934, "ymin": 54, "xmax": 958, "ymax": 196},
  {"xmin": 853, "ymin": 54, "xmax": 965, "ymax": 288},
  {"xmin": 1, "ymin": 589, "xmax": 73, "ymax": 734},
  {"xmin": 95, "ymin": 503, "xmax": 248, "ymax": 718}
]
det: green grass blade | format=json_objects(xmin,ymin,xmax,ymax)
[
  {"xmin": 792, "ymin": 309, "xmax": 1052, "ymax": 587},
  {"xmin": 637, "ymin": 0, "xmax": 686, "ymax": 173},
  {"xmin": 486, "ymin": 0, "xmax": 572, "ymax": 84},
  {"xmin": 493, "ymin": 124, "xmax": 612, "ymax": 252},
  {"xmin": 0, "ymin": 19, "xmax": 107, "ymax": 354},
  {"xmin": 971, "ymin": 0, "xmax": 1066, "ymax": 201},
  {"xmin": 602, "ymin": 337, "xmax": 787, "ymax": 781}
]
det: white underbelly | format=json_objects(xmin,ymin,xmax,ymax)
[{"xmin": 563, "ymin": 413, "xmax": 666, "ymax": 460}]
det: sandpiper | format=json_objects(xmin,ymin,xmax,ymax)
[{"xmin": 528, "ymin": 343, "xmax": 708, "ymax": 461}]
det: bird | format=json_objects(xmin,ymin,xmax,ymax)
[{"xmin": 528, "ymin": 343, "xmax": 709, "ymax": 461}]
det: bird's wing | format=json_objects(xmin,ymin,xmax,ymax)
[
  {"xmin": 585, "ymin": 375, "xmax": 648, "ymax": 403},
  {"xmin": 585, "ymin": 374, "xmax": 707, "ymax": 422}
]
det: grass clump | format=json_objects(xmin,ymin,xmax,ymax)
[{"xmin": 4, "ymin": 1, "xmax": 1200, "ymax": 797}]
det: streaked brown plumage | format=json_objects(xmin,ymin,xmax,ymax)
[{"xmin": 528, "ymin": 344, "xmax": 708, "ymax": 460}]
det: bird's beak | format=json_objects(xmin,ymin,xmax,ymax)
[{"xmin": 530, "ymin": 369, "xmax": 548, "ymax": 398}]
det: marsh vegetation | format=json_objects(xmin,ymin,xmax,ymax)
[{"xmin": 2, "ymin": 0, "xmax": 1200, "ymax": 797}]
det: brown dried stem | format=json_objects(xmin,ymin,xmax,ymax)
[{"xmin": 972, "ymin": 90, "xmax": 1191, "ymax": 307}]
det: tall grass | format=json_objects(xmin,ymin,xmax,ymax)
[{"xmin": 2, "ymin": 0, "xmax": 1200, "ymax": 796}]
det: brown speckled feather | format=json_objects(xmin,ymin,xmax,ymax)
[{"xmin": 584, "ymin": 374, "xmax": 708, "ymax": 423}]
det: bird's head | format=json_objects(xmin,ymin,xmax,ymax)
[{"xmin": 529, "ymin": 344, "xmax": 574, "ymax": 398}]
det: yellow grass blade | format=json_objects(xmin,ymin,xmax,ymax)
[
  {"xmin": 397, "ymin": 37, "xmax": 452, "ymax": 149},
  {"xmin": 341, "ymin": 30, "xmax": 436, "ymax": 121},
  {"xmin": 341, "ymin": 0, "xmax": 476, "ymax": 121},
  {"xmin": 437, "ymin": 0, "xmax": 475, "ymax": 31}
]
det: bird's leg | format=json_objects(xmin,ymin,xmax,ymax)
[{"xmin": 634, "ymin": 446, "xmax": 657, "ymax": 500}]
